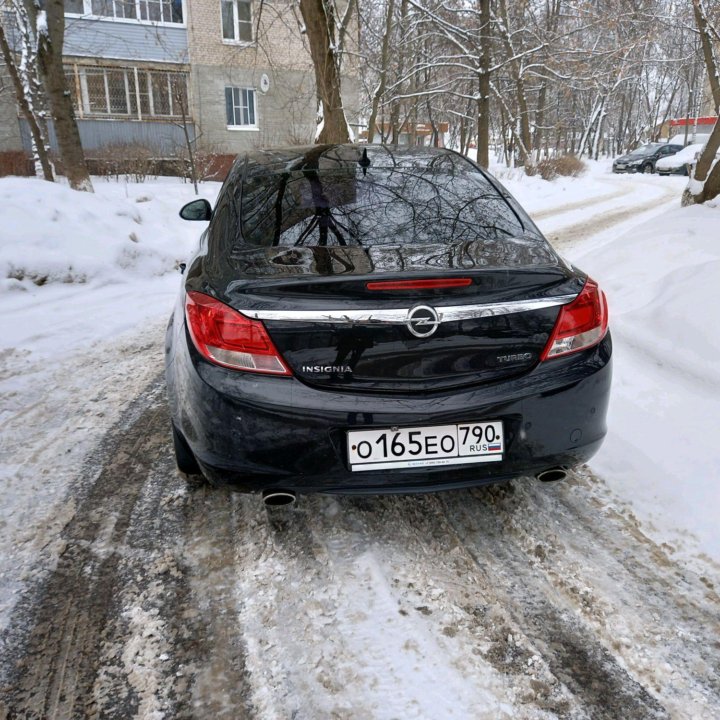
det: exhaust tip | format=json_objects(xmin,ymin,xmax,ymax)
[
  {"xmin": 536, "ymin": 467, "xmax": 568, "ymax": 483},
  {"xmin": 262, "ymin": 489, "xmax": 297, "ymax": 507}
]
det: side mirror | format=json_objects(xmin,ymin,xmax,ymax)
[{"xmin": 179, "ymin": 198, "xmax": 212, "ymax": 221}]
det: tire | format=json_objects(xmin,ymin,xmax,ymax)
[
  {"xmin": 642, "ymin": 163, "xmax": 653, "ymax": 174},
  {"xmin": 172, "ymin": 424, "xmax": 201, "ymax": 475}
]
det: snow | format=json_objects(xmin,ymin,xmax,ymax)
[
  {"xmin": 655, "ymin": 143, "xmax": 704, "ymax": 171},
  {"xmin": 0, "ymin": 177, "xmax": 218, "ymax": 291},
  {"xmin": 0, "ymin": 177, "xmax": 220, "ymax": 629},
  {"xmin": 314, "ymin": 100, "xmax": 324, "ymax": 143},
  {"xmin": 1, "ymin": 167, "xmax": 719, "ymax": 712},
  {"xmin": 567, "ymin": 198, "xmax": 720, "ymax": 564},
  {"xmin": 667, "ymin": 132, "xmax": 712, "ymax": 147},
  {"xmin": 1, "ymin": 168, "xmax": 718, "ymax": 568},
  {"xmin": 35, "ymin": 10, "xmax": 47, "ymax": 36}
]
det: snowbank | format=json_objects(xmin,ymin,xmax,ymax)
[
  {"xmin": 1, "ymin": 169, "xmax": 717, "ymax": 569},
  {"xmin": 0, "ymin": 177, "xmax": 219, "ymax": 289},
  {"xmin": 571, "ymin": 199, "xmax": 720, "ymax": 563},
  {"xmin": 497, "ymin": 160, "xmax": 617, "ymax": 215}
]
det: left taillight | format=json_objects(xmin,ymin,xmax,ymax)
[
  {"xmin": 185, "ymin": 291, "xmax": 291, "ymax": 375},
  {"xmin": 541, "ymin": 278, "xmax": 609, "ymax": 360}
]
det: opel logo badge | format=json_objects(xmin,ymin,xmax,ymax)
[{"xmin": 406, "ymin": 305, "xmax": 441, "ymax": 338}]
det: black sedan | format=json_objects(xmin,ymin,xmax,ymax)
[
  {"xmin": 612, "ymin": 143, "xmax": 683, "ymax": 174},
  {"xmin": 165, "ymin": 145, "xmax": 611, "ymax": 502}
]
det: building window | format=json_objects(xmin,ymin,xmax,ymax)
[
  {"xmin": 66, "ymin": 64, "xmax": 189, "ymax": 119},
  {"xmin": 221, "ymin": 0, "xmax": 253, "ymax": 42},
  {"xmin": 65, "ymin": 0, "xmax": 183, "ymax": 24},
  {"xmin": 225, "ymin": 87, "xmax": 256, "ymax": 127}
]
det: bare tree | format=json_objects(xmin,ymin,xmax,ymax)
[
  {"xmin": 170, "ymin": 78, "xmax": 199, "ymax": 194},
  {"xmin": 684, "ymin": 0, "xmax": 720, "ymax": 205},
  {"xmin": 365, "ymin": 0, "xmax": 395, "ymax": 144},
  {"xmin": 693, "ymin": 0, "xmax": 720, "ymax": 113},
  {"xmin": 299, "ymin": 0, "xmax": 352, "ymax": 143},
  {"xmin": 0, "ymin": 7, "xmax": 53, "ymax": 180},
  {"xmin": 358, "ymin": 0, "xmax": 706, "ymax": 168},
  {"xmin": 24, "ymin": 0, "xmax": 92, "ymax": 191}
]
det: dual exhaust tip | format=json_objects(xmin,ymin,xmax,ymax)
[{"xmin": 262, "ymin": 468, "xmax": 567, "ymax": 507}]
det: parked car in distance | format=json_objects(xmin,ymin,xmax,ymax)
[
  {"xmin": 612, "ymin": 143, "xmax": 683, "ymax": 174},
  {"xmin": 667, "ymin": 132, "xmax": 713, "ymax": 147},
  {"xmin": 656, "ymin": 143, "xmax": 705, "ymax": 176},
  {"xmin": 166, "ymin": 145, "xmax": 611, "ymax": 504}
]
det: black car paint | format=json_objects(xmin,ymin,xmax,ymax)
[
  {"xmin": 166, "ymin": 144, "xmax": 611, "ymax": 494},
  {"xmin": 612, "ymin": 144, "xmax": 683, "ymax": 173}
]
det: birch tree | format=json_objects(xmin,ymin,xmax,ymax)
[{"xmin": 0, "ymin": 5, "xmax": 53, "ymax": 180}]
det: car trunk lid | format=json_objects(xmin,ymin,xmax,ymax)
[{"xmin": 211, "ymin": 244, "xmax": 582, "ymax": 393}]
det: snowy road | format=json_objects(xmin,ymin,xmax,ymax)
[
  {"xmin": 1, "ymin": 171, "xmax": 718, "ymax": 719},
  {"xmin": 533, "ymin": 175, "xmax": 685, "ymax": 253}
]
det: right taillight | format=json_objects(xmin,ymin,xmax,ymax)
[
  {"xmin": 541, "ymin": 278, "xmax": 609, "ymax": 360},
  {"xmin": 185, "ymin": 291, "xmax": 291, "ymax": 375}
]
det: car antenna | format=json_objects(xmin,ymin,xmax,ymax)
[{"xmin": 358, "ymin": 147, "xmax": 371, "ymax": 176}]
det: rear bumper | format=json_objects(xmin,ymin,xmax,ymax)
[{"xmin": 166, "ymin": 325, "xmax": 612, "ymax": 494}]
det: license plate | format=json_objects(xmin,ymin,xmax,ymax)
[{"xmin": 347, "ymin": 421, "xmax": 504, "ymax": 472}]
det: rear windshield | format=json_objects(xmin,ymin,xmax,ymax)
[{"xmin": 218, "ymin": 149, "xmax": 526, "ymax": 250}]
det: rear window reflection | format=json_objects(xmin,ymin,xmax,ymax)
[{"xmin": 234, "ymin": 153, "xmax": 525, "ymax": 249}]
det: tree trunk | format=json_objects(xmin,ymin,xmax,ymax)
[
  {"xmin": 0, "ymin": 20, "xmax": 53, "ymax": 181},
  {"xmin": 299, "ymin": 0, "xmax": 350, "ymax": 144},
  {"xmin": 693, "ymin": 0, "xmax": 720, "ymax": 113},
  {"xmin": 366, "ymin": 0, "xmax": 395, "ymax": 144},
  {"xmin": 684, "ymin": 0, "xmax": 720, "ymax": 203},
  {"xmin": 534, "ymin": 82, "xmax": 547, "ymax": 162},
  {"xmin": 684, "ymin": 118, "xmax": 720, "ymax": 204},
  {"xmin": 26, "ymin": 0, "xmax": 92, "ymax": 191},
  {"xmin": 476, "ymin": 0, "xmax": 490, "ymax": 167},
  {"xmin": 515, "ymin": 73, "xmax": 532, "ymax": 165},
  {"xmin": 389, "ymin": 100, "xmax": 401, "ymax": 144}
]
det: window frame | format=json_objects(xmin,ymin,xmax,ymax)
[
  {"xmin": 220, "ymin": 0, "xmax": 254, "ymax": 45},
  {"xmin": 225, "ymin": 86, "xmax": 259, "ymax": 130},
  {"xmin": 70, "ymin": 64, "xmax": 189, "ymax": 120},
  {"xmin": 64, "ymin": 0, "xmax": 186, "ymax": 28}
]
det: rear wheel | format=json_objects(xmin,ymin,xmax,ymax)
[{"xmin": 171, "ymin": 424, "xmax": 201, "ymax": 475}]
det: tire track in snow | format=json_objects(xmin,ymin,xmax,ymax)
[
  {"xmin": 233, "ymin": 497, "xmax": 522, "ymax": 719},
  {"xmin": 308, "ymin": 492, "xmax": 665, "ymax": 719},
  {"xmin": 540, "ymin": 180, "xmax": 680, "ymax": 252},
  {"xmin": 3, "ymin": 370, "xmax": 719, "ymax": 718},
  {"xmin": 530, "ymin": 182, "xmax": 630, "ymax": 222},
  {"xmin": 0, "ymin": 376, "xmax": 254, "ymax": 720},
  {"xmin": 437, "ymin": 475, "xmax": 720, "ymax": 718}
]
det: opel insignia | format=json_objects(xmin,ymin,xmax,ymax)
[{"xmin": 165, "ymin": 145, "xmax": 611, "ymax": 501}]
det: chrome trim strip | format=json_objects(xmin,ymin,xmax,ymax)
[{"xmin": 242, "ymin": 294, "xmax": 577, "ymax": 324}]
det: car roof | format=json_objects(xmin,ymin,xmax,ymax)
[{"xmin": 240, "ymin": 144, "xmax": 467, "ymax": 174}]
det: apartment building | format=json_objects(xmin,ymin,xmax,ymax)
[
  {"xmin": 186, "ymin": 0, "xmax": 320, "ymax": 150},
  {"xmin": 1, "ymin": 0, "xmax": 357, "ymax": 169},
  {"xmin": 59, "ymin": 0, "xmax": 191, "ymax": 154}
]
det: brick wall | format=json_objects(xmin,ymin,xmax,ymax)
[
  {"xmin": 186, "ymin": 0, "xmax": 361, "ymax": 152},
  {"xmin": 186, "ymin": 0, "xmax": 313, "ymax": 70},
  {"xmin": 191, "ymin": 63, "xmax": 317, "ymax": 152},
  {"xmin": 0, "ymin": 61, "xmax": 24, "ymax": 154}
]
